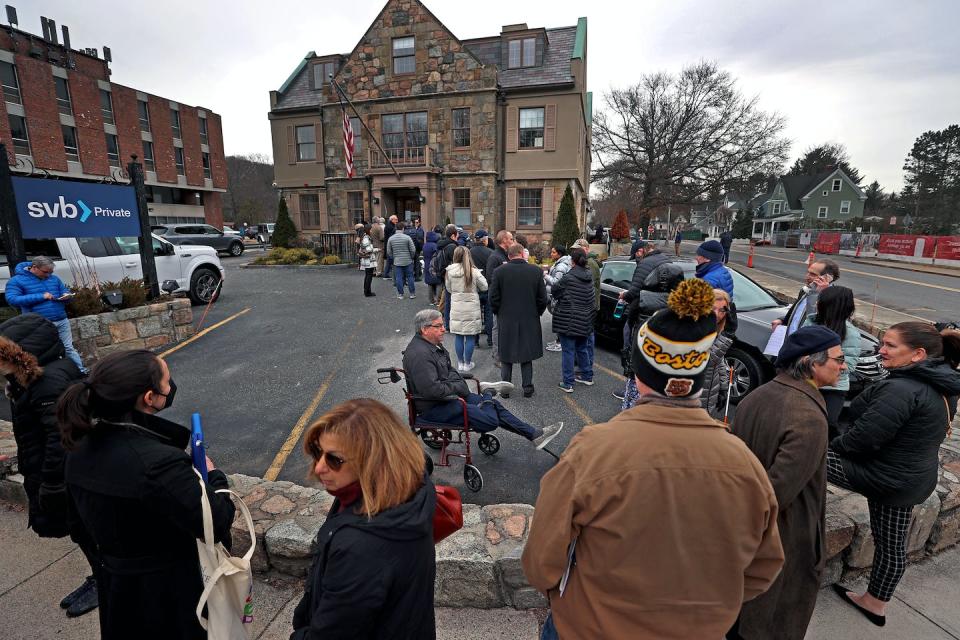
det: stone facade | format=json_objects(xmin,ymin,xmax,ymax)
[{"xmin": 69, "ymin": 298, "xmax": 194, "ymax": 366}]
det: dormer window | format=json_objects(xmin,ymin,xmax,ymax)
[
  {"xmin": 313, "ymin": 61, "xmax": 335, "ymax": 89},
  {"xmin": 508, "ymin": 37, "xmax": 536, "ymax": 68},
  {"xmin": 393, "ymin": 37, "xmax": 415, "ymax": 74}
]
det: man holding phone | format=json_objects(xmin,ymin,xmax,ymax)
[
  {"xmin": 772, "ymin": 259, "xmax": 839, "ymax": 336},
  {"xmin": 6, "ymin": 256, "xmax": 86, "ymax": 372}
]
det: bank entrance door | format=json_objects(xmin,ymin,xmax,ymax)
[{"xmin": 393, "ymin": 190, "xmax": 421, "ymax": 222}]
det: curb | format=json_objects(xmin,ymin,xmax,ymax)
[
  {"xmin": 241, "ymin": 263, "xmax": 354, "ymax": 270},
  {"xmin": 853, "ymin": 257, "xmax": 960, "ymax": 277}
]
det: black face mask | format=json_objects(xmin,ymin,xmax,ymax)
[{"xmin": 156, "ymin": 378, "xmax": 177, "ymax": 411}]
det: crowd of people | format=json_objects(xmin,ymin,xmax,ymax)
[{"xmin": 5, "ymin": 220, "xmax": 960, "ymax": 638}]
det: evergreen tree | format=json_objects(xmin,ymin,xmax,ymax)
[
  {"xmin": 271, "ymin": 197, "xmax": 298, "ymax": 248},
  {"xmin": 552, "ymin": 185, "xmax": 580, "ymax": 248},
  {"xmin": 789, "ymin": 143, "xmax": 863, "ymax": 184},
  {"xmin": 731, "ymin": 208, "xmax": 754, "ymax": 239},
  {"xmin": 610, "ymin": 210, "xmax": 631, "ymax": 240}
]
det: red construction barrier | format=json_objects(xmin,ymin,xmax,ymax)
[
  {"xmin": 878, "ymin": 234, "xmax": 937, "ymax": 258},
  {"xmin": 935, "ymin": 236, "xmax": 960, "ymax": 261},
  {"xmin": 813, "ymin": 232, "xmax": 841, "ymax": 254}
]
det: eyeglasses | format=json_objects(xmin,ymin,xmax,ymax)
[
  {"xmin": 427, "ymin": 322, "xmax": 445, "ymax": 329},
  {"xmin": 826, "ymin": 356, "xmax": 846, "ymax": 364},
  {"xmin": 307, "ymin": 444, "xmax": 348, "ymax": 471}
]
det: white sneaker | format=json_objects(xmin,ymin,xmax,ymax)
[
  {"xmin": 479, "ymin": 380, "xmax": 515, "ymax": 395},
  {"xmin": 545, "ymin": 341, "xmax": 562, "ymax": 352},
  {"xmin": 456, "ymin": 362, "xmax": 465, "ymax": 372},
  {"xmin": 463, "ymin": 362, "xmax": 475, "ymax": 372},
  {"xmin": 409, "ymin": 294, "xmax": 416, "ymax": 299},
  {"xmin": 533, "ymin": 422, "xmax": 564, "ymax": 450},
  {"xmin": 397, "ymin": 294, "xmax": 404, "ymax": 299}
]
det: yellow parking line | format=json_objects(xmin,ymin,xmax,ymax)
[
  {"xmin": 263, "ymin": 319, "xmax": 365, "ymax": 481},
  {"xmin": 158, "ymin": 308, "xmax": 251, "ymax": 359},
  {"xmin": 595, "ymin": 363, "xmax": 625, "ymax": 381},
  {"xmin": 729, "ymin": 247, "xmax": 960, "ymax": 293},
  {"xmin": 563, "ymin": 395, "xmax": 594, "ymax": 426}
]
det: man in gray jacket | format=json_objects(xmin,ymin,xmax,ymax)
[{"xmin": 387, "ymin": 221, "xmax": 417, "ymax": 299}]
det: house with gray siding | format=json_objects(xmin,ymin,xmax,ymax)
[{"xmin": 752, "ymin": 168, "xmax": 865, "ymax": 241}]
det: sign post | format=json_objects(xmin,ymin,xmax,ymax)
[
  {"xmin": 0, "ymin": 143, "xmax": 26, "ymax": 277},
  {"xmin": 127, "ymin": 157, "xmax": 160, "ymax": 298}
]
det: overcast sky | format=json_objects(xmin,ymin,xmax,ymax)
[{"xmin": 20, "ymin": 0, "xmax": 960, "ymax": 192}]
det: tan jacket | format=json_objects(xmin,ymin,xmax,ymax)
[{"xmin": 522, "ymin": 403, "xmax": 783, "ymax": 640}]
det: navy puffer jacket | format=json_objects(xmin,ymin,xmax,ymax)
[{"xmin": 551, "ymin": 266, "xmax": 596, "ymax": 338}]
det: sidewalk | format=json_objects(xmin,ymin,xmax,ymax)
[{"xmin": 4, "ymin": 500, "xmax": 959, "ymax": 639}]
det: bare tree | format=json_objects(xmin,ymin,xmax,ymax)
[
  {"xmin": 593, "ymin": 61, "xmax": 789, "ymax": 215},
  {"xmin": 224, "ymin": 154, "xmax": 277, "ymax": 224}
]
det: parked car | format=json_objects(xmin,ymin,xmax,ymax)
[
  {"xmin": 222, "ymin": 225, "xmax": 241, "ymax": 237},
  {"xmin": 251, "ymin": 223, "xmax": 275, "ymax": 245},
  {"xmin": 594, "ymin": 256, "xmax": 886, "ymax": 401},
  {"xmin": 1, "ymin": 234, "xmax": 225, "ymax": 305},
  {"xmin": 153, "ymin": 223, "xmax": 245, "ymax": 257}
]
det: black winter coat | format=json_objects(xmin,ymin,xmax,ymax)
[
  {"xmin": 831, "ymin": 359, "xmax": 960, "ymax": 507},
  {"xmin": 622, "ymin": 250, "xmax": 672, "ymax": 304},
  {"xmin": 65, "ymin": 411, "xmax": 236, "ymax": 640},
  {"xmin": 1, "ymin": 313, "xmax": 83, "ymax": 537},
  {"xmin": 551, "ymin": 266, "xmax": 596, "ymax": 338},
  {"xmin": 291, "ymin": 478, "xmax": 437, "ymax": 640},
  {"xmin": 470, "ymin": 244, "xmax": 494, "ymax": 281},
  {"xmin": 486, "ymin": 246, "xmax": 508, "ymax": 279},
  {"xmin": 490, "ymin": 258, "xmax": 549, "ymax": 363},
  {"xmin": 402, "ymin": 334, "xmax": 469, "ymax": 414}
]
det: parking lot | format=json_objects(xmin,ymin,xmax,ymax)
[{"xmin": 146, "ymin": 256, "xmax": 630, "ymax": 505}]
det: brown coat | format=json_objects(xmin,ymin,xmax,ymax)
[
  {"xmin": 731, "ymin": 373, "xmax": 828, "ymax": 640},
  {"xmin": 522, "ymin": 403, "xmax": 784, "ymax": 640}
]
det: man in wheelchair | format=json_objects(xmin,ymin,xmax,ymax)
[{"xmin": 403, "ymin": 309, "xmax": 563, "ymax": 449}]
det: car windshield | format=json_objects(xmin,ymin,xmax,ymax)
[
  {"xmin": 600, "ymin": 261, "xmax": 636, "ymax": 288},
  {"xmin": 729, "ymin": 269, "xmax": 781, "ymax": 311}
]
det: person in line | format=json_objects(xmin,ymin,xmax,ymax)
[
  {"xmin": 695, "ymin": 240, "xmax": 734, "ymax": 297},
  {"xmin": 406, "ymin": 217, "xmax": 425, "ymax": 281},
  {"xmin": 515, "ymin": 233, "xmax": 531, "ymax": 261},
  {"xmin": 357, "ymin": 223, "xmax": 377, "ymax": 298},
  {"xmin": 403, "ymin": 309, "xmax": 563, "ymax": 447},
  {"xmin": 771, "ymin": 259, "xmax": 839, "ymax": 334},
  {"xmin": 674, "ymin": 228, "xmax": 683, "ymax": 256},
  {"xmin": 382, "ymin": 215, "xmax": 397, "ymax": 280},
  {"xmin": 720, "ymin": 229, "xmax": 734, "ymax": 264},
  {"xmin": 802, "ymin": 286, "xmax": 860, "ymax": 438},
  {"xmin": 486, "ymin": 230, "xmax": 514, "ymax": 368},
  {"xmin": 386, "ymin": 220, "xmax": 417, "ymax": 299},
  {"xmin": 445, "ymin": 247, "xmax": 487, "ymax": 372},
  {"xmin": 543, "ymin": 245, "xmax": 573, "ymax": 352},
  {"xmin": 291, "ymin": 398, "xmax": 436, "ymax": 639},
  {"xmin": 523, "ymin": 278, "xmax": 784, "ymax": 640},
  {"xmin": 434, "ymin": 225, "xmax": 461, "ymax": 329},
  {"xmin": 6, "ymin": 256, "xmax": 86, "ymax": 373},
  {"xmin": 730, "ymin": 326, "xmax": 846, "ymax": 640},
  {"xmin": 470, "ymin": 230, "xmax": 494, "ymax": 348},
  {"xmin": 701, "ymin": 289, "xmax": 737, "ymax": 420},
  {"xmin": 591, "ymin": 224, "xmax": 605, "ymax": 244},
  {"xmin": 617, "ymin": 238, "xmax": 672, "ymax": 311},
  {"xmin": 490, "ymin": 243, "xmax": 549, "ymax": 398},
  {"xmin": 552, "ymin": 248, "xmax": 596, "ymax": 393},
  {"xmin": 0, "ymin": 314, "xmax": 99, "ymax": 617},
  {"xmin": 829, "ymin": 322, "xmax": 960, "ymax": 627},
  {"xmin": 571, "ymin": 239, "xmax": 601, "ymax": 383},
  {"xmin": 422, "ymin": 226, "xmax": 442, "ymax": 305},
  {"xmin": 371, "ymin": 217, "xmax": 386, "ymax": 276},
  {"xmin": 57, "ymin": 350, "xmax": 236, "ymax": 639}
]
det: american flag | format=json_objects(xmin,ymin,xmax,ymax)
[{"xmin": 342, "ymin": 108, "xmax": 354, "ymax": 178}]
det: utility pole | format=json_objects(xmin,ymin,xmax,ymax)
[{"xmin": 0, "ymin": 143, "xmax": 25, "ymax": 277}]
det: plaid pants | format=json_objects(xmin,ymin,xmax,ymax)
[{"xmin": 827, "ymin": 450, "xmax": 913, "ymax": 602}]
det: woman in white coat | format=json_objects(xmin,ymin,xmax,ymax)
[
  {"xmin": 358, "ymin": 223, "xmax": 378, "ymax": 297},
  {"xmin": 445, "ymin": 246, "xmax": 487, "ymax": 371}
]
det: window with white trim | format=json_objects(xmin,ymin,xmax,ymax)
[
  {"xmin": 199, "ymin": 116, "xmax": 208, "ymax": 145},
  {"xmin": 105, "ymin": 133, "xmax": 120, "ymax": 167},
  {"xmin": 137, "ymin": 100, "xmax": 151, "ymax": 132},
  {"xmin": 100, "ymin": 90, "xmax": 114, "ymax": 124},
  {"xmin": 295, "ymin": 125, "xmax": 316, "ymax": 162},
  {"xmin": 174, "ymin": 147, "xmax": 185, "ymax": 175},
  {"xmin": 170, "ymin": 108, "xmax": 182, "ymax": 139},
  {"xmin": 840, "ymin": 200, "xmax": 851, "ymax": 214},
  {"xmin": 832, "ymin": 178, "xmax": 842, "ymax": 191},
  {"xmin": 142, "ymin": 141, "xmax": 155, "ymax": 172},
  {"xmin": 453, "ymin": 189, "xmax": 471, "ymax": 226},
  {"xmin": 771, "ymin": 201, "xmax": 782, "ymax": 215},
  {"xmin": 393, "ymin": 37, "xmax": 415, "ymax": 74},
  {"xmin": 519, "ymin": 107, "xmax": 545, "ymax": 149},
  {"xmin": 817, "ymin": 206, "xmax": 828, "ymax": 218},
  {"xmin": 202, "ymin": 152, "xmax": 211, "ymax": 179},
  {"xmin": 517, "ymin": 188, "xmax": 542, "ymax": 226},
  {"xmin": 54, "ymin": 76, "xmax": 72, "ymax": 115}
]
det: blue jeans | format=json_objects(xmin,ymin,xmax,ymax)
[
  {"xmin": 394, "ymin": 264, "xmax": 415, "ymax": 295},
  {"xmin": 418, "ymin": 392, "xmax": 540, "ymax": 440},
  {"xmin": 575, "ymin": 332, "xmax": 594, "ymax": 376},
  {"xmin": 541, "ymin": 613, "xmax": 559, "ymax": 640},
  {"xmin": 560, "ymin": 334, "xmax": 591, "ymax": 386},
  {"xmin": 454, "ymin": 334, "xmax": 475, "ymax": 365},
  {"xmin": 54, "ymin": 318, "xmax": 85, "ymax": 372},
  {"xmin": 443, "ymin": 287, "xmax": 451, "ymax": 329}
]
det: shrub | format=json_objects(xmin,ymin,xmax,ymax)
[
  {"xmin": 552, "ymin": 185, "xmax": 580, "ymax": 249},
  {"xmin": 529, "ymin": 241, "xmax": 551, "ymax": 264},
  {"xmin": 610, "ymin": 210, "xmax": 631, "ymax": 240},
  {"xmin": 65, "ymin": 277, "xmax": 150, "ymax": 318},
  {"xmin": 320, "ymin": 255, "xmax": 341, "ymax": 265},
  {"xmin": 271, "ymin": 198, "xmax": 298, "ymax": 248},
  {"xmin": 252, "ymin": 248, "xmax": 316, "ymax": 265}
]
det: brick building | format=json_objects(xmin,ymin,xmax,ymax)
[
  {"xmin": 0, "ymin": 16, "xmax": 227, "ymax": 227},
  {"xmin": 269, "ymin": 0, "xmax": 591, "ymax": 241}
]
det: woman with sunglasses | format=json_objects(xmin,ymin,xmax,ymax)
[
  {"xmin": 56, "ymin": 349, "xmax": 235, "ymax": 639},
  {"xmin": 292, "ymin": 398, "xmax": 436, "ymax": 639},
  {"xmin": 802, "ymin": 285, "xmax": 860, "ymax": 439},
  {"xmin": 829, "ymin": 322, "xmax": 960, "ymax": 627},
  {"xmin": 701, "ymin": 289, "xmax": 736, "ymax": 419}
]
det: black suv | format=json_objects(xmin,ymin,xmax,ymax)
[{"xmin": 152, "ymin": 224, "xmax": 245, "ymax": 257}]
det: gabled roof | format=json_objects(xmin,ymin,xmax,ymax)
[
  {"xmin": 779, "ymin": 171, "xmax": 833, "ymax": 209},
  {"xmin": 463, "ymin": 25, "xmax": 578, "ymax": 89},
  {"xmin": 800, "ymin": 168, "xmax": 868, "ymax": 201}
]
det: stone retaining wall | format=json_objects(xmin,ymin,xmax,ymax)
[{"xmin": 70, "ymin": 299, "xmax": 194, "ymax": 366}]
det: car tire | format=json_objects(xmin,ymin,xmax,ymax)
[
  {"xmin": 724, "ymin": 346, "xmax": 765, "ymax": 403},
  {"xmin": 189, "ymin": 267, "xmax": 220, "ymax": 305},
  {"xmin": 228, "ymin": 241, "xmax": 244, "ymax": 257}
]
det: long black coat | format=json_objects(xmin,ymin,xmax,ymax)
[
  {"xmin": 831, "ymin": 359, "xmax": 960, "ymax": 507},
  {"xmin": 732, "ymin": 373, "xmax": 828, "ymax": 640},
  {"xmin": 65, "ymin": 411, "xmax": 236, "ymax": 640},
  {"xmin": 291, "ymin": 477, "xmax": 437, "ymax": 639},
  {"xmin": 490, "ymin": 258, "xmax": 548, "ymax": 364},
  {"xmin": 551, "ymin": 266, "xmax": 596, "ymax": 338},
  {"xmin": 1, "ymin": 313, "xmax": 83, "ymax": 537}
]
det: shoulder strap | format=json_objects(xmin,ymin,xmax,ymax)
[{"xmin": 944, "ymin": 396, "xmax": 954, "ymax": 439}]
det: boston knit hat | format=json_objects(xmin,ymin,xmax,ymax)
[
  {"xmin": 774, "ymin": 325, "xmax": 841, "ymax": 367},
  {"xmin": 632, "ymin": 278, "xmax": 718, "ymax": 397},
  {"xmin": 697, "ymin": 240, "xmax": 725, "ymax": 262}
]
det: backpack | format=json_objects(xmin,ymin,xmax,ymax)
[{"xmin": 429, "ymin": 244, "xmax": 449, "ymax": 280}]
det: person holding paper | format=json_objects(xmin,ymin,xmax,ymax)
[{"xmin": 5, "ymin": 256, "xmax": 86, "ymax": 372}]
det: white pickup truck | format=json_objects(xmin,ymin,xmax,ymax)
[{"xmin": 1, "ymin": 234, "xmax": 225, "ymax": 305}]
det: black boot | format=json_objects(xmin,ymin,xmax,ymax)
[
  {"xmin": 63, "ymin": 576, "xmax": 98, "ymax": 617},
  {"xmin": 59, "ymin": 575, "xmax": 94, "ymax": 609}
]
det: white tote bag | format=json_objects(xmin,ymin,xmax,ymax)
[{"xmin": 194, "ymin": 470, "xmax": 256, "ymax": 639}]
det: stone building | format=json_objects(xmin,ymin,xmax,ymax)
[{"xmin": 269, "ymin": 0, "xmax": 591, "ymax": 241}]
